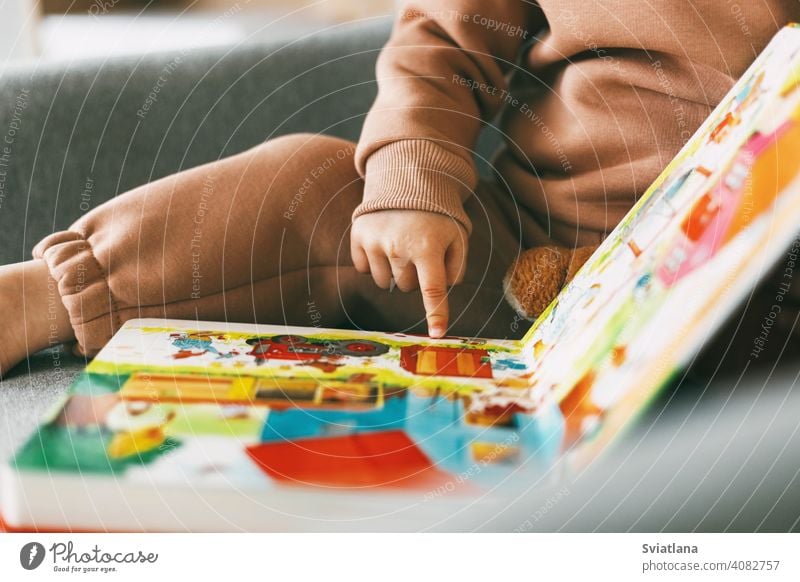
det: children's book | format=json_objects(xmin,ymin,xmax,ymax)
[{"xmin": 4, "ymin": 25, "xmax": 800, "ymax": 532}]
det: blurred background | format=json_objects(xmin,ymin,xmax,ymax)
[{"xmin": 1, "ymin": 0, "xmax": 395, "ymax": 62}]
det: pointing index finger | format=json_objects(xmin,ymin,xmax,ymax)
[{"xmin": 416, "ymin": 255, "xmax": 450, "ymax": 338}]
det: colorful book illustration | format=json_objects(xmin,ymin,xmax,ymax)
[{"xmin": 4, "ymin": 25, "xmax": 800, "ymax": 531}]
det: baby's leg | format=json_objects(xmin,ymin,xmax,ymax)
[
  {"xmin": 0, "ymin": 134, "xmax": 364, "ymax": 375},
  {"xmin": 0, "ymin": 133, "xmax": 524, "ymax": 376}
]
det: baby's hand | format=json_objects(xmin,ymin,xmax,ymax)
[{"xmin": 350, "ymin": 210, "xmax": 467, "ymax": 338}]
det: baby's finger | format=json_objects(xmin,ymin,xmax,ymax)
[
  {"xmin": 350, "ymin": 241, "xmax": 370, "ymax": 273},
  {"xmin": 389, "ymin": 257, "xmax": 419, "ymax": 292},
  {"xmin": 416, "ymin": 255, "xmax": 450, "ymax": 338},
  {"xmin": 445, "ymin": 236, "xmax": 467, "ymax": 286},
  {"xmin": 366, "ymin": 249, "xmax": 393, "ymax": 289}
]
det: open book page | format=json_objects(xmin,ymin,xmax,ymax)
[
  {"xmin": 12, "ymin": 320, "xmax": 559, "ymax": 496},
  {"xmin": 519, "ymin": 24, "xmax": 800, "ymax": 456}
]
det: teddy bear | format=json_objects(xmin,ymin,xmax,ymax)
[{"xmin": 503, "ymin": 245, "xmax": 598, "ymax": 321}]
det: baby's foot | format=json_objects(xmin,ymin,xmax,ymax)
[
  {"xmin": 0, "ymin": 261, "xmax": 73, "ymax": 378},
  {"xmin": 0, "ymin": 265, "xmax": 32, "ymax": 377}
]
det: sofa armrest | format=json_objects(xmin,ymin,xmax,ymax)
[{"xmin": 0, "ymin": 19, "xmax": 391, "ymax": 265}]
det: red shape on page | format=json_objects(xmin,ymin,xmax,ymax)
[{"xmin": 246, "ymin": 430, "xmax": 454, "ymax": 490}]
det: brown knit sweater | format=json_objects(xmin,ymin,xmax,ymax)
[{"xmin": 353, "ymin": 0, "xmax": 800, "ymax": 247}]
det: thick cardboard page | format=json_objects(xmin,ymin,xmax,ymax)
[
  {"xmin": 3, "ymin": 320, "xmax": 554, "ymax": 531},
  {"xmin": 519, "ymin": 24, "xmax": 800, "ymax": 438}
]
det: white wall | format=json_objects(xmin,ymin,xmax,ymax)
[{"xmin": 0, "ymin": 0, "xmax": 40, "ymax": 61}]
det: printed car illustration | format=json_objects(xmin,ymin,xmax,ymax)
[{"xmin": 245, "ymin": 334, "xmax": 390, "ymax": 362}]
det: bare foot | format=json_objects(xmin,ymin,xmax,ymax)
[{"xmin": 0, "ymin": 260, "xmax": 73, "ymax": 378}]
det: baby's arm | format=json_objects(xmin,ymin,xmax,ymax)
[{"xmin": 351, "ymin": 0, "xmax": 545, "ymax": 336}]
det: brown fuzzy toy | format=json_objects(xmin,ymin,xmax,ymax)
[{"xmin": 503, "ymin": 245, "xmax": 598, "ymax": 320}]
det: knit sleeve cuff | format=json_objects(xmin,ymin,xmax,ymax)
[{"xmin": 352, "ymin": 139, "xmax": 475, "ymax": 234}]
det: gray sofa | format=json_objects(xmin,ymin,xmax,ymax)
[{"xmin": 0, "ymin": 20, "xmax": 798, "ymax": 531}]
